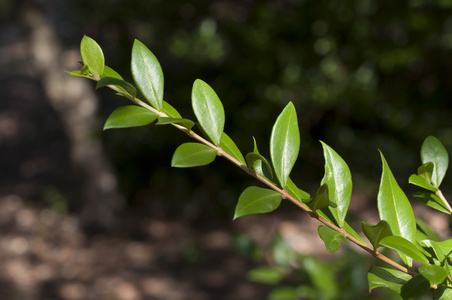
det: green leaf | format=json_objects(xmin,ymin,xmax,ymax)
[
  {"xmin": 156, "ymin": 117, "xmax": 195, "ymax": 131},
  {"xmin": 246, "ymin": 137, "xmax": 274, "ymax": 179},
  {"xmin": 379, "ymin": 236, "xmax": 429, "ymax": 265},
  {"xmin": 220, "ymin": 133, "xmax": 246, "ymax": 165},
  {"xmin": 368, "ymin": 266, "xmax": 412, "ymax": 294},
  {"xmin": 96, "ymin": 77, "xmax": 137, "ymax": 98},
  {"xmin": 247, "ymin": 267, "xmax": 285, "ymax": 284},
  {"xmin": 234, "ymin": 186, "xmax": 282, "ymax": 220},
  {"xmin": 65, "ymin": 69, "xmax": 92, "ymax": 79},
  {"xmin": 378, "ymin": 151, "xmax": 417, "ymax": 267},
  {"xmin": 302, "ymin": 257, "xmax": 339, "ymax": 299},
  {"xmin": 131, "ymin": 39, "xmax": 164, "ymax": 110},
  {"xmin": 413, "ymin": 192, "xmax": 450, "ymax": 214},
  {"xmin": 171, "ymin": 143, "xmax": 217, "ymax": 168},
  {"xmin": 191, "ymin": 79, "xmax": 225, "ymax": 146},
  {"xmin": 436, "ymin": 239, "xmax": 452, "ymax": 258},
  {"xmin": 421, "ymin": 136, "xmax": 449, "ymax": 188},
  {"xmin": 103, "ymin": 106, "xmax": 158, "ymax": 130},
  {"xmin": 318, "ymin": 226, "xmax": 346, "ymax": 252},
  {"xmin": 80, "ymin": 35, "xmax": 104, "ymax": 77},
  {"xmin": 434, "ymin": 287, "xmax": 452, "ymax": 300},
  {"xmin": 320, "ymin": 141, "xmax": 352, "ymax": 228},
  {"xmin": 317, "ymin": 210, "xmax": 366, "ymax": 244},
  {"xmin": 102, "ymin": 65, "xmax": 124, "ymax": 80},
  {"xmin": 270, "ymin": 102, "xmax": 300, "ymax": 188},
  {"xmin": 303, "ymin": 184, "xmax": 336, "ymax": 211},
  {"xmin": 419, "ymin": 264, "xmax": 448, "ymax": 285},
  {"xmin": 162, "ymin": 101, "xmax": 182, "ymax": 118},
  {"xmin": 362, "ymin": 220, "xmax": 392, "ymax": 251},
  {"xmin": 400, "ymin": 275, "xmax": 431, "ymax": 300},
  {"xmin": 285, "ymin": 178, "xmax": 310, "ymax": 201},
  {"xmin": 416, "ymin": 218, "xmax": 440, "ymax": 242},
  {"xmin": 408, "ymin": 174, "xmax": 437, "ymax": 192}
]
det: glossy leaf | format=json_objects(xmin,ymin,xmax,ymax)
[
  {"xmin": 80, "ymin": 35, "xmax": 104, "ymax": 77},
  {"xmin": 413, "ymin": 192, "xmax": 450, "ymax": 214},
  {"xmin": 234, "ymin": 186, "xmax": 282, "ymax": 220},
  {"xmin": 162, "ymin": 101, "xmax": 182, "ymax": 118},
  {"xmin": 379, "ymin": 236, "xmax": 429, "ymax": 265},
  {"xmin": 247, "ymin": 267, "xmax": 285, "ymax": 284},
  {"xmin": 156, "ymin": 117, "xmax": 195, "ymax": 131},
  {"xmin": 421, "ymin": 136, "xmax": 449, "ymax": 188},
  {"xmin": 96, "ymin": 77, "xmax": 137, "ymax": 98},
  {"xmin": 303, "ymin": 184, "xmax": 336, "ymax": 212},
  {"xmin": 131, "ymin": 39, "xmax": 164, "ymax": 110},
  {"xmin": 220, "ymin": 133, "xmax": 246, "ymax": 165},
  {"xmin": 317, "ymin": 210, "xmax": 366, "ymax": 244},
  {"xmin": 378, "ymin": 151, "xmax": 416, "ymax": 266},
  {"xmin": 419, "ymin": 264, "xmax": 448, "ymax": 285},
  {"xmin": 286, "ymin": 178, "xmax": 310, "ymax": 201},
  {"xmin": 171, "ymin": 143, "xmax": 217, "ymax": 168},
  {"xmin": 270, "ymin": 102, "xmax": 300, "ymax": 188},
  {"xmin": 361, "ymin": 220, "xmax": 392, "ymax": 251},
  {"xmin": 320, "ymin": 141, "xmax": 352, "ymax": 228},
  {"xmin": 400, "ymin": 275, "xmax": 431, "ymax": 300},
  {"xmin": 102, "ymin": 65, "xmax": 124, "ymax": 80},
  {"xmin": 434, "ymin": 287, "xmax": 452, "ymax": 300},
  {"xmin": 191, "ymin": 79, "xmax": 225, "ymax": 146},
  {"xmin": 246, "ymin": 137, "xmax": 273, "ymax": 179},
  {"xmin": 368, "ymin": 266, "xmax": 412, "ymax": 294},
  {"xmin": 103, "ymin": 106, "xmax": 158, "ymax": 130},
  {"xmin": 318, "ymin": 226, "xmax": 345, "ymax": 252},
  {"xmin": 409, "ymin": 174, "xmax": 438, "ymax": 192}
]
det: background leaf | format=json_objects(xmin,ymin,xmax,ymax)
[
  {"xmin": 220, "ymin": 133, "xmax": 246, "ymax": 165},
  {"xmin": 247, "ymin": 267, "xmax": 285, "ymax": 284},
  {"xmin": 171, "ymin": 143, "xmax": 217, "ymax": 168},
  {"xmin": 378, "ymin": 151, "xmax": 417, "ymax": 266},
  {"xmin": 80, "ymin": 35, "xmax": 104, "ymax": 77},
  {"xmin": 191, "ymin": 79, "xmax": 225, "ymax": 146},
  {"xmin": 421, "ymin": 136, "xmax": 449, "ymax": 188},
  {"xmin": 131, "ymin": 39, "xmax": 164, "ymax": 110},
  {"xmin": 270, "ymin": 102, "xmax": 300, "ymax": 188},
  {"xmin": 362, "ymin": 220, "xmax": 392, "ymax": 251},
  {"xmin": 103, "ymin": 106, "xmax": 158, "ymax": 130},
  {"xmin": 234, "ymin": 186, "xmax": 281, "ymax": 220},
  {"xmin": 318, "ymin": 225, "xmax": 345, "ymax": 252},
  {"xmin": 320, "ymin": 141, "xmax": 352, "ymax": 228}
]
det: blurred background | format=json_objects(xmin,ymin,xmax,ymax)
[{"xmin": 1, "ymin": 0, "xmax": 452, "ymax": 299}]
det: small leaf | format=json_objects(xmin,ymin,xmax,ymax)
[
  {"xmin": 416, "ymin": 218, "xmax": 440, "ymax": 242},
  {"xmin": 270, "ymin": 102, "xmax": 300, "ymax": 188},
  {"xmin": 379, "ymin": 236, "xmax": 430, "ymax": 265},
  {"xmin": 434, "ymin": 286, "xmax": 452, "ymax": 300},
  {"xmin": 317, "ymin": 210, "xmax": 366, "ymax": 244},
  {"xmin": 368, "ymin": 266, "xmax": 412, "ymax": 294},
  {"xmin": 97, "ymin": 77, "xmax": 137, "ymax": 98},
  {"xmin": 285, "ymin": 178, "xmax": 310, "ymax": 201},
  {"xmin": 171, "ymin": 143, "xmax": 217, "ymax": 168},
  {"xmin": 409, "ymin": 174, "xmax": 437, "ymax": 192},
  {"xmin": 362, "ymin": 220, "xmax": 392, "ymax": 251},
  {"xmin": 418, "ymin": 162, "xmax": 435, "ymax": 182},
  {"xmin": 421, "ymin": 136, "xmax": 449, "ymax": 188},
  {"xmin": 162, "ymin": 101, "xmax": 182, "ymax": 118},
  {"xmin": 436, "ymin": 239, "xmax": 452, "ymax": 258},
  {"xmin": 320, "ymin": 141, "xmax": 352, "ymax": 228},
  {"xmin": 400, "ymin": 275, "xmax": 431, "ymax": 300},
  {"xmin": 247, "ymin": 267, "xmax": 285, "ymax": 284},
  {"xmin": 318, "ymin": 226, "xmax": 345, "ymax": 252},
  {"xmin": 234, "ymin": 186, "xmax": 282, "ymax": 220},
  {"xmin": 220, "ymin": 133, "xmax": 246, "ymax": 165},
  {"xmin": 80, "ymin": 35, "xmax": 104, "ymax": 77},
  {"xmin": 191, "ymin": 79, "xmax": 225, "ymax": 146},
  {"xmin": 131, "ymin": 39, "xmax": 164, "ymax": 110},
  {"xmin": 419, "ymin": 264, "xmax": 448, "ymax": 285},
  {"xmin": 156, "ymin": 117, "xmax": 195, "ymax": 131},
  {"xmin": 102, "ymin": 65, "xmax": 124, "ymax": 80},
  {"xmin": 103, "ymin": 106, "xmax": 158, "ymax": 130},
  {"xmin": 303, "ymin": 184, "xmax": 336, "ymax": 211},
  {"xmin": 65, "ymin": 69, "xmax": 92, "ymax": 79},
  {"xmin": 413, "ymin": 192, "xmax": 450, "ymax": 214},
  {"xmin": 378, "ymin": 151, "xmax": 417, "ymax": 267},
  {"xmin": 246, "ymin": 137, "xmax": 274, "ymax": 179}
]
